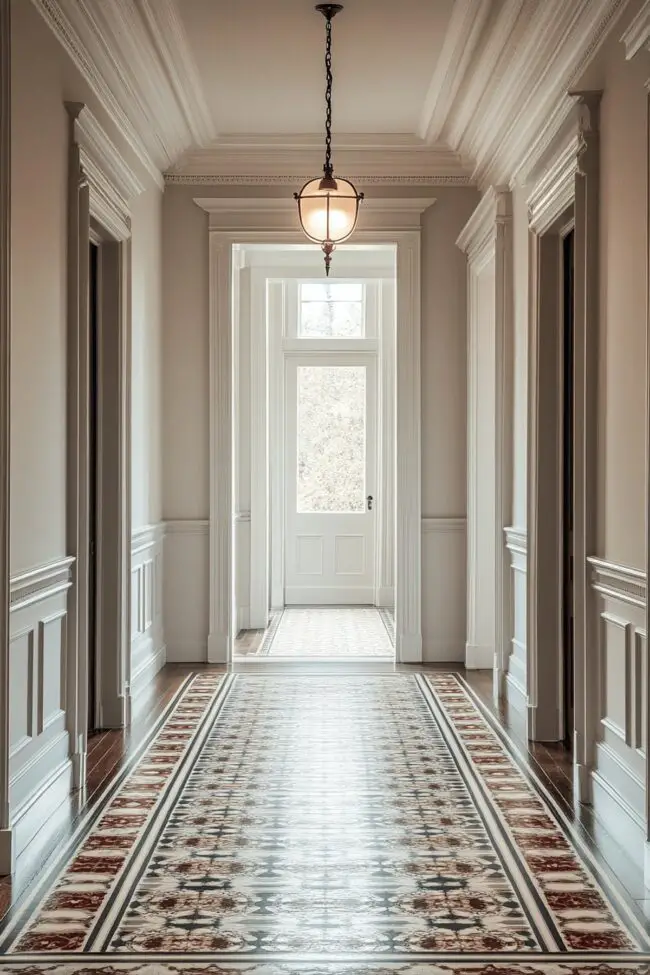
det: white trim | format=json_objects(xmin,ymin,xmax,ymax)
[
  {"xmin": 587, "ymin": 557, "xmax": 647, "ymax": 610},
  {"xmin": 621, "ymin": 0, "xmax": 650, "ymax": 60},
  {"xmin": 194, "ymin": 208, "xmax": 425, "ymax": 665},
  {"xmin": 194, "ymin": 197, "xmax": 435, "ymax": 235},
  {"xmin": 0, "ymin": 0, "xmax": 10, "ymax": 869},
  {"xmin": 164, "ymin": 519, "xmax": 210, "ymax": 535},
  {"xmin": 457, "ymin": 187, "xmax": 513, "ymax": 694},
  {"xmin": 131, "ymin": 523, "xmax": 164, "ymax": 554},
  {"xmin": 74, "ymin": 105, "xmax": 145, "ymax": 201},
  {"xmin": 527, "ymin": 136, "xmax": 581, "ymax": 234},
  {"xmin": 418, "ymin": 0, "xmax": 492, "ymax": 145},
  {"xmin": 9, "ymin": 558, "xmax": 75, "ymax": 612},
  {"xmin": 421, "ymin": 517, "xmax": 467, "ymax": 533},
  {"xmin": 31, "ymin": 0, "xmax": 164, "ymax": 187},
  {"xmin": 249, "ymin": 268, "xmax": 269, "ymax": 630},
  {"xmin": 504, "ymin": 526, "xmax": 528, "ymax": 556},
  {"xmin": 170, "ymin": 135, "xmax": 471, "ymax": 184}
]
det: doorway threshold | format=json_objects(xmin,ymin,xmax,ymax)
[{"xmin": 231, "ymin": 658, "xmax": 398, "ymax": 675}]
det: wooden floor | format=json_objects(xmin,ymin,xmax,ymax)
[{"xmin": 1, "ymin": 662, "xmax": 648, "ymax": 927}]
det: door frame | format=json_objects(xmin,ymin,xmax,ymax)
[
  {"xmin": 526, "ymin": 94, "xmax": 601, "ymax": 792},
  {"xmin": 262, "ymin": 273, "xmax": 394, "ymax": 615},
  {"xmin": 195, "ymin": 197, "xmax": 430, "ymax": 664},
  {"xmin": 66, "ymin": 104, "xmax": 142, "ymax": 782}
]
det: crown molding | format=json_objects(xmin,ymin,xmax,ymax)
[
  {"xmin": 167, "ymin": 173, "xmax": 471, "ymax": 187},
  {"xmin": 447, "ymin": 0, "xmax": 528, "ymax": 151},
  {"xmin": 136, "ymin": 0, "xmax": 214, "ymax": 146},
  {"xmin": 30, "ymin": 0, "xmax": 215, "ymax": 185},
  {"xmin": 622, "ymin": 0, "xmax": 650, "ymax": 59},
  {"xmin": 167, "ymin": 134, "xmax": 473, "ymax": 185},
  {"xmin": 194, "ymin": 196, "xmax": 436, "ymax": 233},
  {"xmin": 445, "ymin": 0, "xmax": 625, "ymax": 186},
  {"xmin": 418, "ymin": 0, "xmax": 493, "ymax": 145}
]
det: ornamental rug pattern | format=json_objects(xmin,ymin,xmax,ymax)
[{"xmin": 0, "ymin": 673, "xmax": 648, "ymax": 975}]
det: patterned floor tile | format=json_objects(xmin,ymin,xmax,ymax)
[
  {"xmin": 263, "ymin": 606, "xmax": 394, "ymax": 657},
  {"xmin": 0, "ymin": 673, "xmax": 647, "ymax": 972}
]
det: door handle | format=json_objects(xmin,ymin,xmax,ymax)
[{"xmin": 367, "ymin": 495, "xmax": 374, "ymax": 511}]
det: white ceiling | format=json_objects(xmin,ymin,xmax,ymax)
[{"xmin": 174, "ymin": 0, "xmax": 456, "ymax": 136}]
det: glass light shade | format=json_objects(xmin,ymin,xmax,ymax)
[{"xmin": 295, "ymin": 176, "xmax": 362, "ymax": 245}]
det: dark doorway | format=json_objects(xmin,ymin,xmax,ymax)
[
  {"xmin": 561, "ymin": 228, "xmax": 575, "ymax": 750},
  {"xmin": 88, "ymin": 242, "xmax": 99, "ymax": 732}
]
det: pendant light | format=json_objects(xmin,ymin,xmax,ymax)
[{"xmin": 294, "ymin": 3, "xmax": 364, "ymax": 275}]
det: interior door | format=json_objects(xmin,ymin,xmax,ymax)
[
  {"xmin": 285, "ymin": 353, "xmax": 377, "ymax": 604},
  {"xmin": 88, "ymin": 241, "xmax": 99, "ymax": 732}
]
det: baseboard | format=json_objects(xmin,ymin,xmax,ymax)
[
  {"xmin": 465, "ymin": 643, "xmax": 493, "ymax": 669},
  {"xmin": 375, "ymin": 586, "xmax": 395, "ymax": 608},
  {"xmin": 9, "ymin": 757, "xmax": 73, "ymax": 871},
  {"xmin": 131, "ymin": 642, "xmax": 167, "ymax": 697},
  {"xmin": 284, "ymin": 587, "xmax": 375, "ymax": 605},
  {"xmin": 207, "ymin": 630, "xmax": 230, "ymax": 663},
  {"xmin": 505, "ymin": 672, "xmax": 527, "ymax": 714},
  {"xmin": 422, "ymin": 641, "xmax": 464, "ymax": 663},
  {"xmin": 236, "ymin": 606, "xmax": 250, "ymax": 632},
  {"xmin": 591, "ymin": 768, "xmax": 646, "ymax": 878},
  {"xmin": 166, "ymin": 642, "xmax": 208, "ymax": 663},
  {"xmin": 397, "ymin": 632, "xmax": 422, "ymax": 663}
]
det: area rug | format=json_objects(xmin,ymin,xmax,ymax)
[
  {"xmin": 260, "ymin": 606, "xmax": 394, "ymax": 657},
  {"xmin": 0, "ymin": 672, "xmax": 648, "ymax": 974}
]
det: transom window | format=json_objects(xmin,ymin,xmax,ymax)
[{"xmin": 298, "ymin": 281, "xmax": 364, "ymax": 338}]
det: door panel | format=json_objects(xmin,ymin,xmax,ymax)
[{"xmin": 285, "ymin": 354, "xmax": 377, "ymax": 604}]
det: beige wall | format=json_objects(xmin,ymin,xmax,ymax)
[
  {"xmin": 421, "ymin": 189, "xmax": 478, "ymax": 516},
  {"xmin": 131, "ymin": 186, "xmax": 164, "ymax": 531},
  {"xmin": 10, "ymin": 0, "xmax": 69, "ymax": 572},
  {"xmin": 597, "ymin": 37, "xmax": 648, "ymax": 568},
  {"xmin": 162, "ymin": 187, "xmax": 210, "ymax": 520},
  {"xmin": 10, "ymin": 0, "xmax": 164, "ymax": 569}
]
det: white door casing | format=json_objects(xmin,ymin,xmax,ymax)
[
  {"xmin": 194, "ymin": 197, "xmax": 429, "ymax": 664},
  {"xmin": 284, "ymin": 353, "xmax": 378, "ymax": 605}
]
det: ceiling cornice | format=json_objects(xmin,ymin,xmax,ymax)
[
  {"xmin": 468, "ymin": 0, "xmax": 627, "ymax": 186},
  {"xmin": 418, "ymin": 0, "xmax": 493, "ymax": 145},
  {"xmin": 166, "ymin": 134, "xmax": 473, "ymax": 185},
  {"xmin": 30, "ymin": 0, "xmax": 215, "ymax": 187},
  {"xmin": 194, "ymin": 196, "xmax": 436, "ymax": 233},
  {"xmin": 621, "ymin": 0, "xmax": 650, "ymax": 59}
]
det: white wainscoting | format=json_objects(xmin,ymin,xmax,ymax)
[
  {"xmin": 163, "ymin": 519, "xmax": 210, "ymax": 662},
  {"xmin": 131, "ymin": 525, "xmax": 165, "ymax": 696},
  {"xmin": 586, "ymin": 556, "xmax": 648, "ymax": 882},
  {"xmin": 422, "ymin": 517, "xmax": 466, "ymax": 663},
  {"xmin": 6, "ymin": 557, "xmax": 75, "ymax": 871},
  {"xmin": 504, "ymin": 527, "xmax": 527, "ymax": 712}
]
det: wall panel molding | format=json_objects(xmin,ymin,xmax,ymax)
[
  {"xmin": 588, "ymin": 555, "xmax": 648, "ymax": 878},
  {"xmin": 421, "ymin": 517, "xmax": 467, "ymax": 533},
  {"xmin": 588, "ymin": 557, "xmax": 646, "ymax": 610},
  {"xmin": 4, "ymin": 560, "xmax": 74, "ymax": 874},
  {"xmin": 130, "ymin": 526, "xmax": 165, "ymax": 696},
  {"xmin": 163, "ymin": 519, "xmax": 209, "ymax": 663},
  {"xmin": 10, "ymin": 558, "xmax": 75, "ymax": 613}
]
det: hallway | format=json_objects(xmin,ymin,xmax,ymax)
[{"xmin": 0, "ymin": 669, "xmax": 647, "ymax": 972}]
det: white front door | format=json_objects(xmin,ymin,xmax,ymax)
[{"xmin": 284, "ymin": 353, "xmax": 377, "ymax": 604}]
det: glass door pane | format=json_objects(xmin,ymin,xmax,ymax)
[{"xmin": 296, "ymin": 365, "xmax": 366, "ymax": 513}]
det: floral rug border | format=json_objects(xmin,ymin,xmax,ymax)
[{"xmin": 421, "ymin": 674, "xmax": 650, "ymax": 952}]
